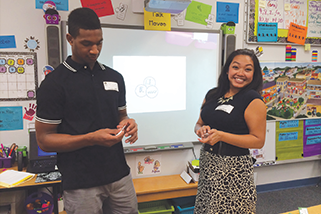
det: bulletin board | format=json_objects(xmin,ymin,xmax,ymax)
[
  {"xmin": 246, "ymin": 0, "xmax": 321, "ymax": 45},
  {"xmin": 0, "ymin": 52, "xmax": 38, "ymax": 101}
]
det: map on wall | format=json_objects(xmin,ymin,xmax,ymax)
[
  {"xmin": 262, "ymin": 62, "xmax": 321, "ymax": 120},
  {"xmin": 0, "ymin": 52, "xmax": 38, "ymax": 101}
]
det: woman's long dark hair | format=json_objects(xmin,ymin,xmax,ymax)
[{"xmin": 202, "ymin": 48, "xmax": 263, "ymax": 109}]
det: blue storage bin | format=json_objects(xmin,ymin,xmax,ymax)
[{"xmin": 171, "ymin": 196, "xmax": 195, "ymax": 214}]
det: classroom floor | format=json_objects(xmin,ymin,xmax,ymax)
[
  {"xmin": 256, "ymin": 184, "xmax": 321, "ymax": 214},
  {"xmin": 57, "ymin": 184, "xmax": 321, "ymax": 214}
]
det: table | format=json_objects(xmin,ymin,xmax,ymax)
[
  {"xmin": 0, "ymin": 166, "xmax": 61, "ymax": 214},
  {"xmin": 281, "ymin": 204, "xmax": 321, "ymax": 214},
  {"xmin": 1, "ymin": 171, "xmax": 198, "ymax": 213},
  {"xmin": 133, "ymin": 174, "xmax": 198, "ymax": 203}
]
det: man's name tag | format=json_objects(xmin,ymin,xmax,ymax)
[
  {"xmin": 103, "ymin": 81, "xmax": 119, "ymax": 91},
  {"xmin": 215, "ymin": 104, "xmax": 234, "ymax": 114}
]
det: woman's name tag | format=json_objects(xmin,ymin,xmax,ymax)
[{"xmin": 215, "ymin": 104, "xmax": 234, "ymax": 114}]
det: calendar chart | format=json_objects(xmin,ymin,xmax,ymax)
[{"xmin": 0, "ymin": 52, "xmax": 38, "ymax": 101}]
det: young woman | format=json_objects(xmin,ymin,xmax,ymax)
[{"xmin": 194, "ymin": 49, "xmax": 266, "ymax": 213}]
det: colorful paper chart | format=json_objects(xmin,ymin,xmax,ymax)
[
  {"xmin": 312, "ymin": 50, "xmax": 318, "ymax": 62},
  {"xmin": 303, "ymin": 119, "xmax": 321, "ymax": 157},
  {"xmin": 291, "ymin": 48, "xmax": 296, "ymax": 61},
  {"xmin": 276, "ymin": 120, "xmax": 304, "ymax": 161},
  {"xmin": 285, "ymin": 45, "xmax": 296, "ymax": 61},
  {"xmin": 285, "ymin": 45, "xmax": 292, "ymax": 61},
  {"xmin": 287, "ymin": 22, "xmax": 307, "ymax": 45}
]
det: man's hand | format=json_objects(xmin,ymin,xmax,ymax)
[
  {"xmin": 91, "ymin": 128, "xmax": 126, "ymax": 147},
  {"xmin": 118, "ymin": 118, "xmax": 138, "ymax": 144}
]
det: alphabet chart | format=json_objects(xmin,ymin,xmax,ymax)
[{"xmin": 0, "ymin": 52, "xmax": 38, "ymax": 101}]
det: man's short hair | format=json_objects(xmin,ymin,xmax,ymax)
[{"xmin": 68, "ymin": 7, "xmax": 101, "ymax": 38}]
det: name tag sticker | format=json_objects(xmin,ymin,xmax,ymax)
[
  {"xmin": 215, "ymin": 104, "xmax": 234, "ymax": 114},
  {"xmin": 103, "ymin": 81, "xmax": 119, "ymax": 91}
]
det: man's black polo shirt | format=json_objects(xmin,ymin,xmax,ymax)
[{"xmin": 36, "ymin": 56, "xmax": 130, "ymax": 190}]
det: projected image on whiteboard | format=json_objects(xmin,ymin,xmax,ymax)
[{"xmin": 113, "ymin": 56, "xmax": 186, "ymax": 114}]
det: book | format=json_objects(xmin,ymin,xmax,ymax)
[{"xmin": 0, "ymin": 170, "xmax": 35, "ymax": 188}]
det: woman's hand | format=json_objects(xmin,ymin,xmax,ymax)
[
  {"xmin": 196, "ymin": 125, "xmax": 211, "ymax": 139},
  {"xmin": 198, "ymin": 128, "xmax": 222, "ymax": 146}
]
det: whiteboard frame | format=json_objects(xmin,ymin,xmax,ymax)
[
  {"xmin": 60, "ymin": 21, "xmax": 223, "ymax": 148},
  {"xmin": 61, "ymin": 21, "xmax": 223, "ymax": 63}
]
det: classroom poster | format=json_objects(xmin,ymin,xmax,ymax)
[
  {"xmin": 257, "ymin": 22, "xmax": 278, "ymax": 42},
  {"xmin": 185, "ymin": 1, "xmax": 212, "ymax": 26},
  {"xmin": 257, "ymin": 0, "xmax": 307, "ymax": 30},
  {"xmin": 0, "ymin": 36, "xmax": 16, "ymax": 49},
  {"xmin": 258, "ymin": 0, "xmax": 285, "ymax": 28},
  {"xmin": 80, "ymin": 0, "xmax": 114, "ymax": 17},
  {"xmin": 275, "ymin": 120, "xmax": 303, "ymax": 161},
  {"xmin": 307, "ymin": 1, "xmax": 321, "ymax": 38},
  {"xmin": 283, "ymin": 0, "xmax": 307, "ymax": 29},
  {"xmin": 144, "ymin": 9, "xmax": 171, "ymax": 31},
  {"xmin": 35, "ymin": 0, "xmax": 69, "ymax": 11},
  {"xmin": 0, "ymin": 52, "xmax": 38, "ymax": 101},
  {"xmin": 287, "ymin": 22, "xmax": 307, "ymax": 45},
  {"xmin": 136, "ymin": 154, "xmax": 162, "ymax": 176},
  {"xmin": 261, "ymin": 62, "xmax": 321, "ymax": 121},
  {"xmin": 303, "ymin": 119, "xmax": 321, "ymax": 157},
  {"xmin": 216, "ymin": 2, "xmax": 239, "ymax": 23},
  {"xmin": 247, "ymin": 0, "xmax": 321, "ymax": 44},
  {"xmin": 0, "ymin": 106, "xmax": 23, "ymax": 131}
]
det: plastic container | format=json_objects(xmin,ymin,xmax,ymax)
[
  {"xmin": 171, "ymin": 196, "xmax": 196, "ymax": 214},
  {"xmin": 25, "ymin": 192, "xmax": 54, "ymax": 214},
  {"xmin": 138, "ymin": 200, "xmax": 175, "ymax": 214},
  {"xmin": 221, "ymin": 21, "xmax": 236, "ymax": 34},
  {"xmin": 0, "ymin": 147, "xmax": 16, "ymax": 168},
  {"xmin": 0, "ymin": 156, "xmax": 12, "ymax": 168}
]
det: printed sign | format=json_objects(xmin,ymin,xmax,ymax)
[
  {"xmin": 0, "ymin": 106, "xmax": 23, "ymax": 131},
  {"xmin": 80, "ymin": 0, "xmax": 114, "ymax": 17},
  {"xmin": 216, "ymin": 2, "xmax": 239, "ymax": 23},
  {"xmin": 0, "ymin": 36, "xmax": 16, "ymax": 49},
  {"xmin": 185, "ymin": 1, "xmax": 212, "ymax": 25},
  {"xmin": 278, "ymin": 132, "xmax": 298, "ymax": 141},
  {"xmin": 257, "ymin": 22, "xmax": 278, "ymax": 42},
  {"xmin": 287, "ymin": 22, "xmax": 307, "ymax": 45},
  {"xmin": 279, "ymin": 120, "xmax": 299, "ymax": 129},
  {"xmin": 144, "ymin": 9, "xmax": 171, "ymax": 31}
]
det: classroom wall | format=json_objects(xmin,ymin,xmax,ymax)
[
  {"xmin": 243, "ymin": 0, "xmax": 321, "ymax": 186},
  {"xmin": 0, "ymin": 0, "xmax": 320, "ymax": 187}
]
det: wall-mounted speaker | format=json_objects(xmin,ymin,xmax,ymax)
[
  {"xmin": 45, "ymin": 25, "xmax": 61, "ymax": 69},
  {"xmin": 222, "ymin": 34, "xmax": 236, "ymax": 66}
]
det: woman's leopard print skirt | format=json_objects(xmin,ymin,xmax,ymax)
[{"xmin": 194, "ymin": 148, "xmax": 256, "ymax": 214}]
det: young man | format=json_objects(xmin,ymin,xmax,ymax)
[{"xmin": 35, "ymin": 7, "xmax": 138, "ymax": 214}]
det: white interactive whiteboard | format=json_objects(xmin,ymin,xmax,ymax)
[{"xmin": 61, "ymin": 22, "xmax": 222, "ymax": 148}]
